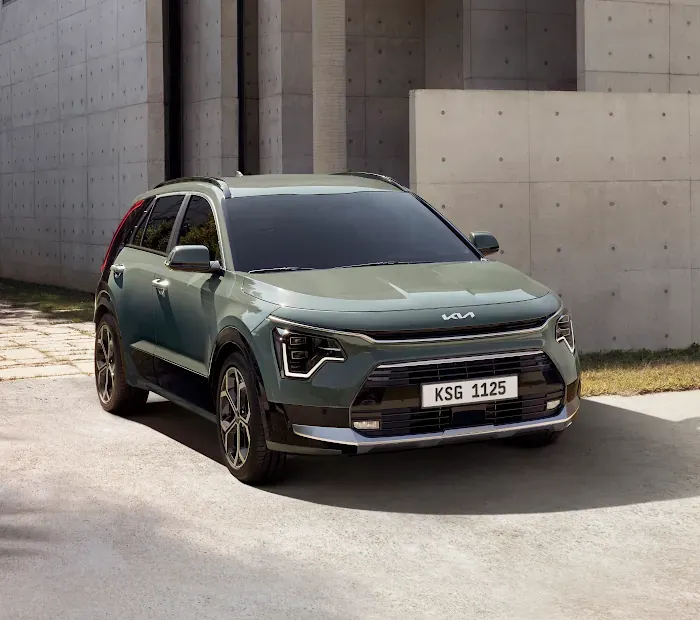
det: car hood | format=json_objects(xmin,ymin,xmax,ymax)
[{"xmin": 241, "ymin": 261, "xmax": 558, "ymax": 332}]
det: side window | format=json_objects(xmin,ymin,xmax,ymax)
[
  {"xmin": 176, "ymin": 196, "xmax": 222, "ymax": 263},
  {"xmin": 140, "ymin": 195, "xmax": 185, "ymax": 253},
  {"xmin": 127, "ymin": 200, "xmax": 154, "ymax": 247}
]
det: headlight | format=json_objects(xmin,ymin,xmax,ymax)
[
  {"xmin": 273, "ymin": 327, "xmax": 346, "ymax": 379},
  {"xmin": 556, "ymin": 309, "xmax": 575, "ymax": 353}
]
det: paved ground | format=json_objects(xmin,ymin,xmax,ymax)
[
  {"xmin": 1, "ymin": 374, "xmax": 699, "ymax": 619},
  {"xmin": 0, "ymin": 302, "xmax": 94, "ymax": 380}
]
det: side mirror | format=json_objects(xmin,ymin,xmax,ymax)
[
  {"xmin": 165, "ymin": 245, "xmax": 221, "ymax": 274},
  {"xmin": 469, "ymin": 231, "xmax": 500, "ymax": 257}
]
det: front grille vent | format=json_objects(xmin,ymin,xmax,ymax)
[{"xmin": 351, "ymin": 352, "xmax": 566, "ymax": 438}]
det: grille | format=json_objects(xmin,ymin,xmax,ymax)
[
  {"xmin": 352, "ymin": 352, "xmax": 565, "ymax": 438},
  {"xmin": 361, "ymin": 316, "xmax": 549, "ymax": 342}
]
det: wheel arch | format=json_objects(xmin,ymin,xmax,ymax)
[
  {"xmin": 94, "ymin": 291, "xmax": 116, "ymax": 325},
  {"xmin": 209, "ymin": 327, "xmax": 270, "ymax": 413}
]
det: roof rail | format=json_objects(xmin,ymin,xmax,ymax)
[
  {"xmin": 154, "ymin": 176, "xmax": 233, "ymax": 199},
  {"xmin": 333, "ymin": 171, "xmax": 408, "ymax": 191}
]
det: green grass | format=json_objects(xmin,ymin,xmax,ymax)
[
  {"xmin": 581, "ymin": 345, "xmax": 700, "ymax": 397},
  {"xmin": 0, "ymin": 278, "xmax": 94, "ymax": 323}
]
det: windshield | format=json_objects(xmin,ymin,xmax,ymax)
[{"xmin": 223, "ymin": 191, "xmax": 479, "ymax": 273}]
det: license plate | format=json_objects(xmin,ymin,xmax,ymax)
[{"xmin": 421, "ymin": 376, "xmax": 518, "ymax": 408}]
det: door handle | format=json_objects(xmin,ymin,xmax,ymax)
[
  {"xmin": 111, "ymin": 264, "xmax": 125, "ymax": 275},
  {"xmin": 152, "ymin": 278, "xmax": 170, "ymax": 293}
]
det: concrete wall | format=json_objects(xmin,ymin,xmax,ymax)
[
  {"xmin": 0, "ymin": 0, "xmax": 165, "ymax": 291},
  {"xmin": 346, "ymin": 0, "xmax": 425, "ymax": 184},
  {"xmin": 426, "ymin": 0, "xmax": 577, "ymax": 92},
  {"xmin": 578, "ymin": 0, "xmax": 700, "ymax": 95},
  {"xmin": 182, "ymin": 0, "xmax": 238, "ymax": 176},
  {"xmin": 410, "ymin": 89, "xmax": 700, "ymax": 352}
]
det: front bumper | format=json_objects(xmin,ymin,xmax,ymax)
[
  {"xmin": 290, "ymin": 397, "xmax": 579, "ymax": 455},
  {"xmin": 255, "ymin": 310, "xmax": 581, "ymax": 456}
]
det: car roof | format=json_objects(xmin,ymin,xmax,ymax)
[
  {"xmin": 221, "ymin": 174, "xmax": 404, "ymax": 197},
  {"xmin": 148, "ymin": 174, "xmax": 406, "ymax": 201}
]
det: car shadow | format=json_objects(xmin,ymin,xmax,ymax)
[
  {"xmin": 129, "ymin": 399, "xmax": 224, "ymax": 465},
  {"xmin": 129, "ymin": 399, "xmax": 700, "ymax": 516}
]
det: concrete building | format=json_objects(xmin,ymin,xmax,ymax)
[{"xmin": 1, "ymin": 0, "xmax": 700, "ymax": 349}]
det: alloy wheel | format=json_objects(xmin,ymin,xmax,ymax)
[
  {"xmin": 219, "ymin": 367, "xmax": 252, "ymax": 470},
  {"xmin": 95, "ymin": 324, "xmax": 116, "ymax": 404}
]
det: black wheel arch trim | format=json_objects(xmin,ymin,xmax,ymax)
[
  {"xmin": 94, "ymin": 290, "xmax": 116, "ymax": 323},
  {"xmin": 210, "ymin": 326, "xmax": 272, "ymax": 436}
]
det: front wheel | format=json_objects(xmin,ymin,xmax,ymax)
[
  {"xmin": 94, "ymin": 313, "xmax": 148, "ymax": 415},
  {"xmin": 217, "ymin": 352, "xmax": 286, "ymax": 485}
]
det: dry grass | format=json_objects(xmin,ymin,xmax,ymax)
[
  {"xmin": 581, "ymin": 345, "xmax": 700, "ymax": 397},
  {"xmin": 0, "ymin": 279, "xmax": 94, "ymax": 323}
]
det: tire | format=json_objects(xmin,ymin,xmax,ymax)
[
  {"xmin": 506, "ymin": 430, "xmax": 563, "ymax": 448},
  {"xmin": 216, "ymin": 352, "xmax": 286, "ymax": 485},
  {"xmin": 95, "ymin": 313, "xmax": 149, "ymax": 415}
]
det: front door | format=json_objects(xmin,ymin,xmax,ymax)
[{"xmin": 152, "ymin": 194, "xmax": 227, "ymax": 414}]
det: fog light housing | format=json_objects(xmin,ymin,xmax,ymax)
[
  {"xmin": 353, "ymin": 420, "xmax": 381, "ymax": 431},
  {"xmin": 556, "ymin": 309, "xmax": 575, "ymax": 353},
  {"xmin": 547, "ymin": 399, "xmax": 562, "ymax": 411},
  {"xmin": 273, "ymin": 327, "xmax": 346, "ymax": 379}
]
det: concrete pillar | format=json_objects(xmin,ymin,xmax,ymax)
[
  {"xmin": 258, "ymin": 0, "xmax": 313, "ymax": 174},
  {"xmin": 182, "ymin": 0, "xmax": 239, "ymax": 177},
  {"xmin": 312, "ymin": 0, "xmax": 347, "ymax": 173}
]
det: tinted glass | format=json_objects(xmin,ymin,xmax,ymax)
[
  {"xmin": 224, "ymin": 191, "xmax": 479, "ymax": 273},
  {"xmin": 140, "ymin": 195, "xmax": 184, "ymax": 253},
  {"xmin": 128, "ymin": 201, "xmax": 153, "ymax": 246},
  {"xmin": 176, "ymin": 196, "xmax": 222, "ymax": 262}
]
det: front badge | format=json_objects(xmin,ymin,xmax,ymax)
[{"xmin": 442, "ymin": 312, "xmax": 476, "ymax": 321}]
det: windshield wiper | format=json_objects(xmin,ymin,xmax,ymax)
[
  {"xmin": 339, "ymin": 261, "xmax": 428, "ymax": 269},
  {"xmin": 248, "ymin": 267, "xmax": 314, "ymax": 274}
]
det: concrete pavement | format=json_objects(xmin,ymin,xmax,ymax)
[
  {"xmin": 0, "ymin": 302, "xmax": 94, "ymax": 381},
  {"xmin": 1, "ymin": 377, "xmax": 699, "ymax": 619}
]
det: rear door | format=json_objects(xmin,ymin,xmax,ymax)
[
  {"xmin": 152, "ymin": 194, "xmax": 227, "ymax": 413},
  {"xmin": 110, "ymin": 193, "xmax": 185, "ymax": 385}
]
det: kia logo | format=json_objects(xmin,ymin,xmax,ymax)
[{"xmin": 442, "ymin": 312, "xmax": 476, "ymax": 321}]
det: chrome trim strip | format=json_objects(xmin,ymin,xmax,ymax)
[
  {"xmin": 293, "ymin": 400, "xmax": 580, "ymax": 449},
  {"xmin": 376, "ymin": 350, "xmax": 543, "ymax": 369},
  {"xmin": 270, "ymin": 312, "xmax": 560, "ymax": 345}
]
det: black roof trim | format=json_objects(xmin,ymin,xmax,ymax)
[
  {"xmin": 333, "ymin": 172, "xmax": 408, "ymax": 191},
  {"xmin": 154, "ymin": 176, "xmax": 233, "ymax": 199}
]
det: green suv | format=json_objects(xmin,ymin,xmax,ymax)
[{"xmin": 94, "ymin": 173, "xmax": 581, "ymax": 484}]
